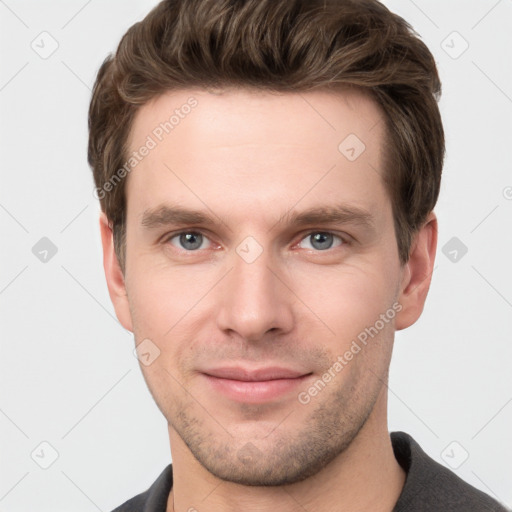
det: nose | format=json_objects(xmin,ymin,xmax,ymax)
[{"xmin": 215, "ymin": 243, "xmax": 294, "ymax": 342}]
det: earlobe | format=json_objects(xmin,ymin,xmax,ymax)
[
  {"xmin": 98, "ymin": 212, "xmax": 133, "ymax": 332},
  {"xmin": 395, "ymin": 212, "xmax": 438, "ymax": 331}
]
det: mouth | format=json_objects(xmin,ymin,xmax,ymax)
[{"xmin": 201, "ymin": 366, "xmax": 314, "ymax": 403}]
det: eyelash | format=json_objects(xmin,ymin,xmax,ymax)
[{"xmin": 162, "ymin": 229, "xmax": 350, "ymax": 254}]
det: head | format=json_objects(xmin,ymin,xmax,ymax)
[{"xmin": 89, "ymin": 0, "xmax": 443, "ymax": 486}]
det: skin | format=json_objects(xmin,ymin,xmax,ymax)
[{"xmin": 100, "ymin": 86, "xmax": 437, "ymax": 512}]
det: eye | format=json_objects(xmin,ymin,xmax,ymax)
[
  {"xmin": 297, "ymin": 231, "xmax": 345, "ymax": 251},
  {"xmin": 167, "ymin": 231, "xmax": 212, "ymax": 251},
  {"xmin": 164, "ymin": 230, "xmax": 346, "ymax": 253}
]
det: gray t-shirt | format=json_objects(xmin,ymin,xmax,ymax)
[{"xmin": 111, "ymin": 431, "xmax": 509, "ymax": 511}]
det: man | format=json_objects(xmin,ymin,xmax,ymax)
[{"xmin": 88, "ymin": 0, "xmax": 508, "ymax": 510}]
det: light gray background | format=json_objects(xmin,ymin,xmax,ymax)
[{"xmin": 1, "ymin": 1, "xmax": 511, "ymax": 510}]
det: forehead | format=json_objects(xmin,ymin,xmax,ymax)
[
  {"xmin": 128, "ymin": 85, "xmax": 384, "ymax": 153},
  {"xmin": 124, "ymin": 86, "xmax": 389, "ymax": 224}
]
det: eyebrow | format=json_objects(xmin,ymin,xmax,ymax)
[{"xmin": 140, "ymin": 203, "xmax": 376, "ymax": 232}]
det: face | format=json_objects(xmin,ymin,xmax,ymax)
[{"xmin": 102, "ymin": 86, "xmax": 430, "ymax": 486}]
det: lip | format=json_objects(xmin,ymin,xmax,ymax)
[
  {"xmin": 204, "ymin": 366, "xmax": 309, "ymax": 381},
  {"xmin": 201, "ymin": 366, "xmax": 313, "ymax": 403}
]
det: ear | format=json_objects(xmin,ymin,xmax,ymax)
[
  {"xmin": 395, "ymin": 211, "xmax": 438, "ymax": 331},
  {"xmin": 99, "ymin": 212, "xmax": 133, "ymax": 332}
]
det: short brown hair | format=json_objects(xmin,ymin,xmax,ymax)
[{"xmin": 88, "ymin": 0, "xmax": 445, "ymax": 271}]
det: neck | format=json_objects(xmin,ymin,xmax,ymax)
[{"xmin": 166, "ymin": 389, "xmax": 405, "ymax": 512}]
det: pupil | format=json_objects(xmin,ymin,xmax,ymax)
[
  {"xmin": 180, "ymin": 232, "xmax": 202, "ymax": 250},
  {"xmin": 312, "ymin": 232, "xmax": 332, "ymax": 250}
]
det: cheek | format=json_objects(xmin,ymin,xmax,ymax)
[
  {"xmin": 291, "ymin": 262, "xmax": 398, "ymax": 345},
  {"xmin": 125, "ymin": 259, "xmax": 216, "ymax": 344}
]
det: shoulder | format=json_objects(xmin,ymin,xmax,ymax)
[
  {"xmin": 391, "ymin": 431, "xmax": 509, "ymax": 512},
  {"xmin": 110, "ymin": 464, "xmax": 173, "ymax": 512}
]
